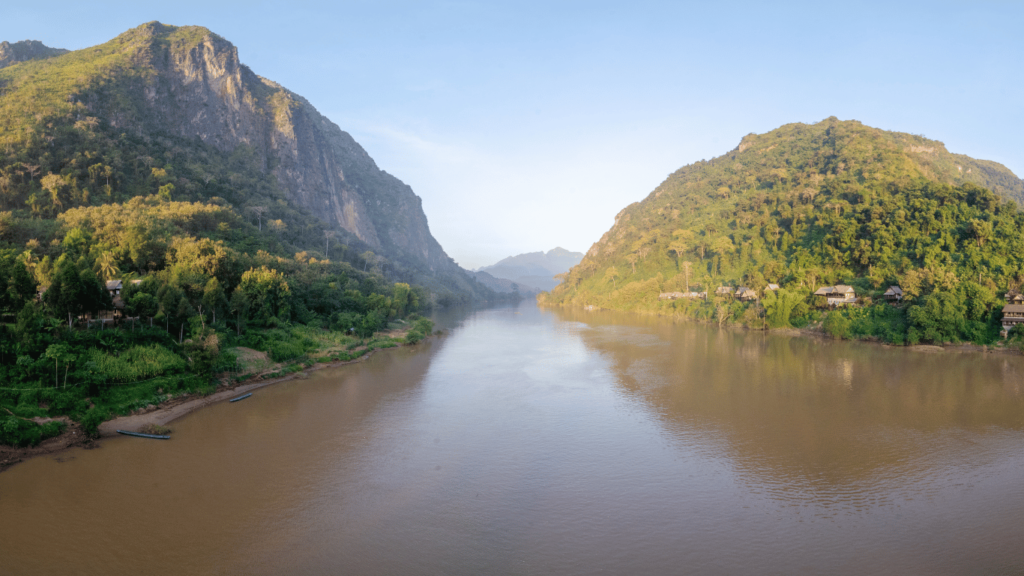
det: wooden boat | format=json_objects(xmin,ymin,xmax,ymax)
[
  {"xmin": 229, "ymin": 392, "xmax": 252, "ymax": 403},
  {"xmin": 116, "ymin": 429, "xmax": 170, "ymax": 440}
]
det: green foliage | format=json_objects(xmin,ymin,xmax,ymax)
[
  {"xmin": 0, "ymin": 248, "xmax": 35, "ymax": 311},
  {"xmin": 762, "ymin": 288, "xmax": 803, "ymax": 328},
  {"xmin": 404, "ymin": 318, "xmax": 434, "ymax": 344},
  {"xmin": 357, "ymin": 309, "xmax": 385, "ymax": 338},
  {"xmin": 238, "ymin": 265, "xmax": 291, "ymax": 324},
  {"xmin": 0, "ymin": 414, "xmax": 64, "ymax": 447}
]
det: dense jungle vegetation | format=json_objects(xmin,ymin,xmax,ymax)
[
  {"xmin": 0, "ymin": 191, "xmax": 440, "ymax": 446},
  {"xmin": 542, "ymin": 119, "xmax": 1024, "ymax": 348}
]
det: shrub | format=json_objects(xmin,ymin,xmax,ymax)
[
  {"xmin": 80, "ymin": 406, "xmax": 108, "ymax": 438},
  {"xmin": 357, "ymin": 310, "xmax": 385, "ymax": 337},
  {"xmin": 268, "ymin": 340, "xmax": 305, "ymax": 362},
  {"xmin": 823, "ymin": 312, "xmax": 851, "ymax": 340},
  {"xmin": 0, "ymin": 415, "xmax": 64, "ymax": 447}
]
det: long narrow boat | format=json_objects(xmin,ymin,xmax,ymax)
[
  {"xmin": 116, "ymin": 429, "xmax": 170, "ymax": 440},
  {"xmin": 229, "ymin": 392, "xmax": 252, "ymax": 403}
]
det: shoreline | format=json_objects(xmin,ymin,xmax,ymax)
[
  {"xmin": 773, "ymin": 326, "xmax": 1020, "ymax": 355},
  {"xmin": 0, "ymin": 337, "xmax": 431, "ymax": 475},
  {"xmin": 544, "ymin": 302, "xmax": 1023, "ymax": 356}
]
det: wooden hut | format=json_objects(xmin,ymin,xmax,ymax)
[
  {"xmin": 883, "ymin": 286, "xmax": 903, "ymax": 303},
  {"xmin": 735, "ymin": 287, "xmax": 758, "ymax": 302}
]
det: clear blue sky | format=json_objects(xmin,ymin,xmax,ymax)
[{"xmin": 3, "ymin": 1, "xmax": 1022, "ymax": 268}]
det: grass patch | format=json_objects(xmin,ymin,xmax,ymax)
[{"xmin": 89, "ymin": 345, "xmax": 187, "ymax": 382}]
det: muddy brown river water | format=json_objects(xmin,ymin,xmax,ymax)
[{"xmin": 1, "ymin": 301, "xmax": 1023, "ymax": 575}]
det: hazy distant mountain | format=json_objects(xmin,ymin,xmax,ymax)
[
  {"xmin": 470, "ymin": 270, "xmax": 541, "ymax": 295},
  {"xmin": 479, "ymin": 247, "xmax": 585, "ymax": 291}
]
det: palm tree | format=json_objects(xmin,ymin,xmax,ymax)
[{"xmin": 97, "ymin": 252, "xmax": 120, "ymax": 281}]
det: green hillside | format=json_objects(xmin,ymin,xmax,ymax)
[{"xmin": 542, "ymin": 118, "xmax": 1024, "ymax": 346}]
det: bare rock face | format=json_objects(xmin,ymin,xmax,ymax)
[
  {"xmin": 0, "ymin": 40, "xmax": 68, "ymax": 69},
  {"xmin": 84, "ymin": 22, "xmax": 456, "ymax": 273}
]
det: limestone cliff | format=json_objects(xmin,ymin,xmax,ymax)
[{"xmin": 65, "ymin": 22, "xmax": 458, "ymax": 275}]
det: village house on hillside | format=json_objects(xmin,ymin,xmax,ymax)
[
  {"xmin": 715, "ymin": 286, "xmax": 733, "ymax": 297},
  {"xmin": 814, "ymin": 285, "xmax": 858, "ymax": 307},
  {"xmin": 883, "ymin": 286, "xmax": 903, "ymax": 303},
  {"xmin": 1006, "ymin": 290, "xmax": 1024, "ymax": 304},
  {"xmin": 735, "ymin": 287, "xmax": 757, "ymax": 302},
  {"xmin": 765, "ymin": 283, "xmax": 780, "ymax": 293},
  {"xmin": 100, "ymin": 279, "xmax": 141, "ymax": 321},
  {"xmin": 1002, "ymin": 304, "xmax": 1024, "ymax": 336}
]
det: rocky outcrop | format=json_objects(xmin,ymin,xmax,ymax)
[
  {"xmin": 0, "ymin": 40, "xmax": 68, "ymax": 69},
  {"xmin": 79, "ymin": 22, "xmax": 458, "ymax": 275}
]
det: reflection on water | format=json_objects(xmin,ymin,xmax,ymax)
[{"xmin": 1, "ymin": 301, "xmax": 1023, "ymax": 575}]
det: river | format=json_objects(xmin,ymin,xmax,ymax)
[{"xmin": 1, "ymin": 300, "xmax": 1023, "ymax": 575}]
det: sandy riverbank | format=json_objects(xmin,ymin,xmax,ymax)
[
  {"xmin": 96, "ymin": 351, "xmax": 378, "ymax": 437},
  {"xmin": 0, "ymin": 336, "xmax": 431, "ymax": 474}
]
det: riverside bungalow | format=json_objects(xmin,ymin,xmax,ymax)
[
  {"xmin": 106, "ymin": 279, "xmax": 123, "ymax": 297},
  {"xmin": 735, "ymin": 287, "xmax": 758, "ymax": 302},
  {"xmin": 883, "ymin": 286, "xmax": 903, "ymax": 303},
  {"xmin": 1002, "ymin": 304, "xmax": 1024, "ymax": 335},
  {"xmin": 814, "ymin": 285, "xmax": 858, "ymax": 307}
]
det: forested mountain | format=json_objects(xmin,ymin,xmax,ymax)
[
  {"xmin": 0, "ymin": 21, "xmax": 486, "ymax": 298},
  {"xmin": 542, "ymin": 118, "xmax": 1024, "ymax": 346},
  {"xmin": 479, "ymin": 247, "xmax": 584, "ymax": 291},
  {"xmin": 0, "ymin": 22, "xmax": 497, "ymax": 449}
]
